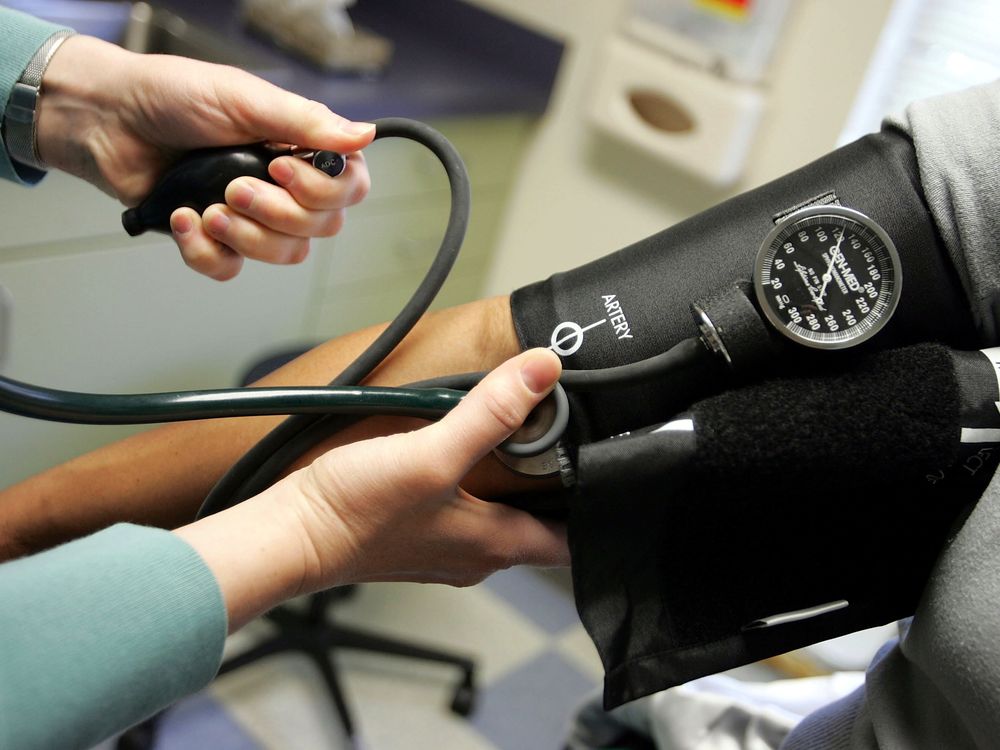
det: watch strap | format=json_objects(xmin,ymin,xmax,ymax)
[{"xmin": 3, "ymin": 30, "xmax": 75, "ymax": 170}]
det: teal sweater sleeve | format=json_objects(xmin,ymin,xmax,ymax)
[
  {"xmin": 0, "ymin": 523, "xmax": 227, "ymax": 750},
  {"xmin": 0, "ymin": 7, "xmax": 73, "ymax": 185}
]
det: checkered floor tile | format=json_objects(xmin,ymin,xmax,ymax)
[{"xmin": 114, "ymin": 567, "xmax": 602, "ymax": 749}]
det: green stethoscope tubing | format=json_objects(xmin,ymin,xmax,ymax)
[
  {"xmin": 198, "ymin": 118, "xmax": 479, "ymax": 518},
  {"xmin": 0, "ymin": 374, "xmax": 468, "ymax": 424},
  {"xmin": 0, "ymin": 117, "xmax": 703, "ymax": 520}
]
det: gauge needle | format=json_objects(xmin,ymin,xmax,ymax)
[
  {"xmin": 795, "ymin": 262, "xmax": 826, "ymax": 311},
  {"xmin": 817, "ymin": 228, "xmax": 847, "ymax": 304}
]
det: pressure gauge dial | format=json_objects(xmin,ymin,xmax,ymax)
[{"xmin": 753, "ymin": 205, "xmax": 902, "ymax": 350}]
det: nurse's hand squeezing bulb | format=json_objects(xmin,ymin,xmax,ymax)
[{"xmin": 121, "ymin": 143, "xmax": 345, "ymax": 236}]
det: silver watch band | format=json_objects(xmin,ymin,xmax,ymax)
[{"xmin": 3, "ymin": 30, "xmax": 75, "ymax": 171}]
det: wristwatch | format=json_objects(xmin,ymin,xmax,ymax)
[{"xmin": 2, "ymin": 30, "xmax": 75, "ymax": 170}]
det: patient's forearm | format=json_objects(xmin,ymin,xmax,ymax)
[{"xmin": 0, "ymin": 296, "xmax": 531, "ymax": 560}]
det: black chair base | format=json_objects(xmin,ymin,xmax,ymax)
[
  {"xmin": 116, "ymin": 589, "xmax": 477, "ymax": 748},
  {"xmin": 218, "ymin": 595, "xmax": 479, "ymax": 736}
]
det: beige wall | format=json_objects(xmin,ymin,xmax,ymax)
[{"xmin": 467, "ymin": 0, "xmax": 894, "ymax": 294}]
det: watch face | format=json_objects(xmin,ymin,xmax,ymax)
[{"xmin": 753, "ymin": 206, "xmax": 902, "ymax": 349}]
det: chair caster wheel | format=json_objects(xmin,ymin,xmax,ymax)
[{"xmin": 449, "ymin": 678, "xmax": 476, "ymax": 717}]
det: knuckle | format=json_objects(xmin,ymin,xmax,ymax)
[
  {"xmin": 301, "ymin": 98, "xmax": 332, "ymax": 125},
  {"xmin": 209, "ymin": 247, "xmax": 242, "ymax": 281},
  {"xmin": 318, "ymin": 208, "xmax": 345, "ymax": 237},
  {"xmin": 480, "ymin": 388, "xmax": 525, "ymax": 434},
  {"xmin": 485, "ymin": 540, "xmax": 517, "ymax": 572},
  {"xmin": 285, "ymin": 239, "xmax": 310, "ymax": 264},
  {"xmin": 210, "ymin": 262, "xmax": 241, "ymax": 281},
  {"xmin": 455, "ymin": 552, "xmax": 513, "ymax": 588},
  {"xmin": 180, "ymin": 242, "xmax": 214, "ymax": 272},
  {"xmin": 183, "ymin": 250, "xmax": 229, "ymax": 281},
  {"xmin": 453, "ymin": 573, "xmax": 487, "ymax": 589},
  {"xmin": 349, "ymin": 170, "xmax": 371, "ymax": 206},
  {"xmin": 271, "ymin": 200, "xmax": 302, "ymax": 229},
  {"xmin": 230, "ymin": 225, "xmax": 274, "ymax": 262},
  {"xmin": 450, "ymin": 557, "xmax": 496, "ymax": 588},
  {"xmin": 307, "ymin": 177, "xmax": 341, "ymax": 209},
  {"xmin": 289, "ymin": 242, "xmax": 311, "ymax": 265}
]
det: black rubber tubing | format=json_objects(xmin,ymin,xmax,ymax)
[{"xmin": 197, "ymin": 118, "xmax": 472, "ymax": 518}]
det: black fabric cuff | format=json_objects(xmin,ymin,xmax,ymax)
[
  {"xmin": 509, "ymin": 125, "xmax": 981, "ymax": 709},
  {"xmin": 511, "ymin": 127, "xmax": 977, "ymax": 446}
]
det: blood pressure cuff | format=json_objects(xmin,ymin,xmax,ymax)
[
  {"xmin": 511, "ymin": 126, "xmax": 978, "ymax": 446},
  {"xmin": 509, "ymin": 127, "xmax": 984, "ymax": 708},
  {"xmin": 566, "ymin": 344, "xmax": 991, "ymax": 709}
]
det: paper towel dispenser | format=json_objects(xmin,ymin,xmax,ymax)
[{"xmin": 589, "ymin": 0, "xmax": 791, "ymax": 186}]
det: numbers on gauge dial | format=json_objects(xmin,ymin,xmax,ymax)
[{"xmin": 754, "ymin": 207, "xmax": 900, "ymax": 349}]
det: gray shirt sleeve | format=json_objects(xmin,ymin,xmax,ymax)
[
  {"xmin": 782, "ymin": 79, "xmax": 1000, "ymax": 750},
  {"xmin": 888, "ymin": 78, "xmax": 1000, "ymax": 342}
]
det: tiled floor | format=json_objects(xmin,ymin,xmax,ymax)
[
  {"xmin": 92, "ymin": 567, "xmax": 896, "ymax": 750},
  {"xmin": 128, "ymin": 567, "xmax": 603, "ymax": 749}
]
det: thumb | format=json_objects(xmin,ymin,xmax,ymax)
[
  {"xmin": 230, "ymin": 76, "xmax": 376, "ymax": 151},
  {"xmin": 421, "ymin": 349, "xmax": 562, "ymax": 479}
]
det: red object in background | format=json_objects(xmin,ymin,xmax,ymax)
[{"xmin": 696, "ymin": 0, "xmax": 752, "ymax": 19}]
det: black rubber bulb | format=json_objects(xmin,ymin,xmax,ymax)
[{"xmin": 121, "ymin": 143, "xmax": 346, "ymax": 236}]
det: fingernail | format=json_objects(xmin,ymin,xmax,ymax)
[
  {"xmin": 270, "ymin": 159, "xmax": 294, "ymax": 186},
  {"xmin": 171, "ymin": 212, "xmax": 193, "ymax": 235},
  {"xmin": 207, "ymin": 210, "xmax": 230, "ymax": 236},
  {"xmin": 229, "ymin": 181, "xmax": 255, "ymax": 210},
  {"xmin": 521, "ymin": 352, "xmax": 557, "ymax": 394},
  {"xmin": 342, "ymin": 121, "xmax": 375, "ymax": 137}
]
